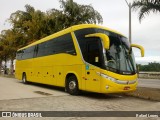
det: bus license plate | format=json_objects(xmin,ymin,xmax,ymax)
[{"xmin": 124, "ymin": 86, "xmax": 130, "ymax": 90}]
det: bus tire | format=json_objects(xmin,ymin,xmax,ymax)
[
  {"xmin": 66, "ymin": 75, "xmax": 79, "ymax": 95},
  {"xmin": 22, "ymin": 73, "xmax": 27, "ymax": 84}
]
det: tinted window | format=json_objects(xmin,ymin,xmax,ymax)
[
  {"xmin": 16, "ymin": 46, "xmax": 35, "ymax": 60},
  {"xmin": 86, "ymin": 39, "xmax": 103, "ymax": 67},
  {"xmin": 45, "ymin": 39, "xmax": 56, "ymax": 55},
  {"xmin": 16, "ymin": 33, "xmax": 76, "ymax": 60},
  {"xmin": 22, "ymin": 46, "xmax": 35, "ymax": 59},
  {"xmin": 16, "ymin": 50, "xmax": 23, "ymax": 60},
  {"xmin": 74, "ymin": 28, "xmax": 96, "ymax": 60},
  {"xmin": 36, "ymin": 42, "xmax": 46, "ymax": 57},
  {"xmin": 37, "ymin": 33, "xmax": 76, "ymax": 57},
  {"xmin": 53, "ymin": 34, "xmax": 76, "ymax": 55},
  {"xmin": 75, "ymin": 28, "xmax": 104, "ymax": 67}
]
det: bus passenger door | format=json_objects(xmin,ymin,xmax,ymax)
[{"xmin": 84, "ymin": 40, "xmax": 102, "ymax": 92}]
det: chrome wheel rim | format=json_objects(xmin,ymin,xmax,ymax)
[
  {"xmin": 69, "ymin": 81, "xmax": 76, "ymax": 90},
  {"xmin": 23, "ymin": 76, "xmax": 26, "ymax": 83}
]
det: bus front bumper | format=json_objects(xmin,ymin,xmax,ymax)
[{"xmin": 100, "ymin": 76, "xmax": 138, "ymax": 94}]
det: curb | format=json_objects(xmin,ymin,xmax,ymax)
[{"xmin": 124, "ymin": 87, "xmax": 160, "ymax": 101}]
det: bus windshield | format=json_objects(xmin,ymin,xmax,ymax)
[
  {"xmin": 75, "ymin": 28, "xmax": 137, "ymax": 75},
  {"xmin": 104, "ymin": 36, "xmax": 136, "ymax": 75}
]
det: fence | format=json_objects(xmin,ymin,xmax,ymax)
[{"xmin": 138, "ymin": 72, "xmax": 160, "ymax": 79}]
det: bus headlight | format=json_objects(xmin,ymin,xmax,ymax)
[
  {"xmin": 101, "ymin": 73, "xmax": 117, "ymax": 82},
  {"xmin": 97, "ymin": 72, "xmax": 137, "ymax": 85}
]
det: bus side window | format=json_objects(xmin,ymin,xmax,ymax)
[
  {"xmin": 34, "ymin": 45, "xmax": 38, "ymax": 57},
  {"xmin": 54, "ymin": 33, "xmax": 76, "ymax": 55},
  {"xmin": 37, "ymin": 42, "xmax": 46, "ymax": 57},
  {"xmin": 16, "ymin": 50, "xmax": 23, "ymax": 60},
  {"xmin": 45, "ymin": 40, "xmax": 56, "ymax": 55},
  {"xmin": 22, "ymin": 46, "xmax": 35, "ymax": 59},
  {"xmin": 21, "ymin": 49, "xmax": 26, "ymax": 59}
]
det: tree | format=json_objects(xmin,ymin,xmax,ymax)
[
  {"xmin": 46, "ymin": 0, "xmax": 103, "ymax": 34},
  {"xmin": 132, "ymin": 0, "xmax": 160, "ymax": 22},
  {"xmin": 0, "ymin": 29, "xmax": 22, "ymax": 74},
  {"xmin": 9, "ymin": 5, "xmax": 47, "ymax": 44},
  {"xmin": 138, "ymin": 62, "xmax": 160, "ymax": 72},
  {"xmin": 0, "ymin": 0, "xmax": 103, "ymax": 75},
  {"xmin": 58, "ymin": 0, "xmax": 103, "ymax": 27},
  {"xmin": 9, "ymin": 1, "xmax": 103, "ymax": 44},
  {"xmin": 0, "ymin": 42, "xmax": 4, "ymax": 74},
  {"xmin": 0, "ymin": 31, "xmax": 11, "ymax": 74}
]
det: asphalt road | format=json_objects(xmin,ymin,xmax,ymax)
[
  {"xmin": 138, "ymin": 78, "xmax": 160, "ymax": 88},
  {"xmin": 0, "ymin": 77, "xmax": 160, "ymax": 120}
]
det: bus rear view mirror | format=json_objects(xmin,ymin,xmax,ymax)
[
  {"xmin": 131, "ymin": 44, "xmax": 145, "ymax": 57},
  {"xmin": 85, "ymin": 33, "xmax": 110, "ymax": 50}
]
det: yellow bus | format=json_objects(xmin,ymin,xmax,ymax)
[{"xmin": 15, "ymin": 24, "xmax": 144, "ymax": 95}]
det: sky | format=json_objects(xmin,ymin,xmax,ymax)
[{"xmin": 0, "ymin": 0, "xmax": 160, "ymax": 64}]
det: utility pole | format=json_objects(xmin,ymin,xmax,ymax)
[{"xmin": 125, "ymin": 0, "xmax": 132, "ymax": 44}]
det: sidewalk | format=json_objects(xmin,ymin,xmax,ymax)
[{"xmin": 124, "ymin": 87, "xmax": 160, "ymax": 101}]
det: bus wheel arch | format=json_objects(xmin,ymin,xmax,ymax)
[
  {"xmin": 65, "ymin": 73, "xmax": 80, "ymax": 95},
  {"xmin": 22, "ymin": 72, "xmax": 27, "ymax": 84}
]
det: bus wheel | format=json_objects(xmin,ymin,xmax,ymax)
[
  {"xmin": 66, "ymin": 75, "xmax": 79, "ymax": 95},
  {"xmin": 22, "ymin": 73, "xmax": 27, "ymax": 84}
]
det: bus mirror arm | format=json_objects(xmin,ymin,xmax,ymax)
[
  {"xmin": 85, "ymin": 33, "xmax": 110, "ymax": 50},
  {"xmin": 131, "ymin": 44, "xmax": 145, "ymax": 57}
]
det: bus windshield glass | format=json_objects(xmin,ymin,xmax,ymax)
[
  {"xmin": 104, "ymin": 35, "xmax": 136, "ymax": 75},
  {"xmin": 75, "ymin": 28, "xmax": 136, "ymax": 75}
]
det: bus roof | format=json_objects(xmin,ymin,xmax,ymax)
[{"xmin": 18, "ymin": 24, "xmax": 125, "ymax": 51}]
